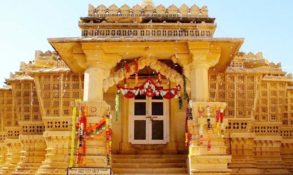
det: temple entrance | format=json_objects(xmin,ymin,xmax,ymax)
[{"xmin": 129, "ymin": 94, "xmax": 169, "ymax": 144}]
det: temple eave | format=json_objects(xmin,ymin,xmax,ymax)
[{"xmin": 48, "ymin": 37, "xmax": 243, "ymax": 73}]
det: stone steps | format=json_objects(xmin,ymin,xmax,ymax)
[
  {"xmin": 112, "ymin": 154, "xmax": 188, "ymax": 175},
  {"xmin": 113, "ymin": 168, "xmax": 187, "ymax": 174},
  {"xmin": 113, "ymin": 162, "xmax": 187, "ymax": 168}
]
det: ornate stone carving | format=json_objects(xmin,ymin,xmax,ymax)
[
  {"xmin": 88, "ymin": 4, "xmax": 95, "ymax": 16},
  {"xmin": 108, "ymin": 4, "xmax": 119, "ymax": 15},
  {"xmin": 36, "ymin": 131, "xmax": 71, "ymax": 175},
  {"xmin": 179, "ymin": 4, "xmax": 189, "ymax": 16},
  {"xmin": 190, "ymin": 5, "xmax": 200, "ymax": 16},
  {"xmin": 0, "ymin": 139, "xmax": 21, "ymax": 175},
  {"xmin": 167, "ymin": 5, "xmax": 178, "ymax": 15},
  {"xmin": 120, "ymin": 4, "xmax": 130, "ymax": 15},
  {"xmin": 132, "ymin": 4, "xmax": 142, "ymax": 15},
  {"xmin": 85, "ymin": 3, "xmax": 209, "ymax": 17},
  {"xmin": 155, "ymin": 4, "xmax": 166, "ymax": 14},
  {"xmin": 13, "ymin": 135, "xmax": 46, "ymax": 175},
  {"xmin": 96, "ymin": 5, "xmax": 107, "ymax": 15},
  {"xmin": 144, "ymin": 4, "xmax": 154, "ymax": 15}
]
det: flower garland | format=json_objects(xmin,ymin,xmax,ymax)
[
  {"xmin": 215, "ymin": 108, "xmax": 225, "ymax": 137},
  {"xmin": 117, "ymin": 77, "xmax": 181, "ymax": 99},
  {"xmin": 104, "ymin": 56, "xmax": 185, "ymax": 92},
  {"xmin": 206, "ymin": 106, "xmax": 212, "ymax": 151},
  {"xmin": 185, "ymin": 100, "xmax": 193, "ymax": 147},
  {"xmin": 74, "ymin": 104, "xmax": 112, "ymax": 166},
  {"xmin": 115, "ymin": 92, "xmax": 120, "ymax": 121},
  {"xmin": 198, "ymin": 104, "xmax": 205, "ymax": 145},
  {"xmin": 69, "ymin": 106, "xmax": 77, "ymax": 167},
  {"xmin": 76, "ymin": 105, "xmax": 87, "ymax": 165},
  {"xmin": 195, "ymin": 105, "xmax": 226, "ymax": 151}
]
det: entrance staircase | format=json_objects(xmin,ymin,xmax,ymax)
[{"xmin": 112, "ymin": 149, "xmax": 188, "ymax": 175}]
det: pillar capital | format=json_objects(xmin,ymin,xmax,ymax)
[
  {"xmin": 188, "ymin": 42, "xmax": 221, "ymax": 102},
  {"xmin": 82, "ymin": 43, "xmax": 122, "ymax": 71},
  {"xmin": 188, "ymin": 42, "xmax": 221, "ymax": 69}
]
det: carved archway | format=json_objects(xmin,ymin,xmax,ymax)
[{"xmin": 103, "ymin": 56, "xmax": 190, "ymax": 92}]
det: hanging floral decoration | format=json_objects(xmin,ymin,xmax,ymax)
[
  {"xmin": 115, "ymin": 92, "xmax": 120, "ymax": 121},
  {"xmin": 195, "ymin": 104, "xmax": 226, "ymax": 151},
  {"xmin": 206, "ymin": 106, "xmax": 212, "ymax": 151},
  {"xmin": 185, "ymin": 100, "xmax": 193, "ymax": 147},
  {"xmin": 157, "ymin": 72, "xmax": 162, "ymax": 84},
  {"xmin": 76, "ymin": 105, "xmax": 88, "ymax": 165},
  {"xmin": 215, "ymin": 108, "xmax": 225, "ymax": 137},
  {"xmin": 183, "ymin": 75, "xmax": 189, "ymax": 100},
  {"xmin": 74, "ymin": 105, "xmax": 112, "ymax": 166},
  {"xmin": 134, "ymin": 60, "xmax": 139, "ymax": 86},
  {"xmin": 117, "ymin": 77, "xmax": 181, "ymax": 99},
  {"xmin": 198, "ymin": 104, "xmax": 205, "ymax": 145},
  {"xmin": 104, "ymin": 56, "xmax": 186, "ymax": 92}
]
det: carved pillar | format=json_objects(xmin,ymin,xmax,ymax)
[
  {"xmin": 77, "ymin": 47, "xmax": 120, "ymax": 167},
  {"xmin": 0, "ymin": 132, "xmax": 7, "ymax": 167},
  {"xmin": 81, "ymin": 65, "xmax": 110, "ymax": 167},
  {"xmin": 0, "ymin": 143, "xmax": 6, "ymax": 167},
  {"xmin": 190, "ymin": 60, "xmax": 210, "ymax": 102},
  {"xmin": 0, "ymin": 138, "xmax": 21, "ymax": 175},
  {"xmin": 254, "ymin": 136, "xmax": 289, "ymax": 175},
  {"xmin": 229, "ymin": 133, "xmax": 257, "ymax": 175},
  {"xmin": 13, "ymin": 134, "xmax": 46, "ymax": 175},
  {"xmin": 188, "ymin": 43, "xmax": 220, "ymax": 102},
  {"xmin": 36, "ymin": 131, "xmax": 71, "ymax": 175},
  {"xmin": 84, "ymin": 67, "xmax": 105, "ymax": 102},
  {"xmin": 187, "ymin": 43, "xmax": 232, "ymax": 175}
]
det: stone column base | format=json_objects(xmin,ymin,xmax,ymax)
[
  {"xmin": 190, "ymin": 155, "xmax": 231, "ymax": 175},
  {"xmin": 12, "ymin": 135, "xmax": 46, "ymax": 175},
  {"xmin": 36, "ymin": 131, "xmax": 71, "ymax": 175},
  {"xmin": 189, "ymin": 102, "xmax": 231, "ymax": 175},
  {"xmin": 82, "ymin": 137, "xmax": 108, "ymax": 167},
  {"xmin": 0, "ymin": 139, "xmax": 21, "ymax": 175},
  {"xmin": 0, "ymin": 143, "xmax": 7, "ymax": 167}
]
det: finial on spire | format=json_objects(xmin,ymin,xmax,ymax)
[{"xmin": 141, "ymin": 0, "xmax": 154, "ymax": 8}]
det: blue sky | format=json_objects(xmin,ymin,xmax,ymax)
[{"xmin": 0, "ymin": 0, "xmax": 292, "ymax": 85}]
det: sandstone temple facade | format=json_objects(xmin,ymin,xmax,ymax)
[{"xmin": 0, "ymin": 1, "xmax": 292, "ymax": 175}]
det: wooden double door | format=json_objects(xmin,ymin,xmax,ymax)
[{"xmin": 129, "ymin": 94, "xmax": 169, "ymax": 144}]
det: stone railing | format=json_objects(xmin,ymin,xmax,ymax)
[
  {"xmin": 280, "ymin": 127, "xmax": 293, "ymax": 138},
  {"xmin": 5, "ymin": 127, "xmax": 21, "ymax": 139},
  {"xmin": 42, "ymin": 117, "xmax": 71, "ymax": 131},
  {"xmin": 81, "ymin": 28, "xmax": 212, "ymax": 38},
  {"xmin": 253, "ymin": 123, "xmax": 280, "ymax": 136},
  {"xmin": 18, "ymin": 121, "xmax": 45, "ymax": 135},
  {"xmin": 88, "ymin": 4, "xmax": 209, "ymax": 18},
  {"xmin": 226, "ymin": 118, "xmax": 253, "ymax": 133}
]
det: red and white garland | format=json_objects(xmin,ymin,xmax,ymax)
[{"xmin": 117, "ymin": 78, "xmax": 181, "ymax": 99}]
